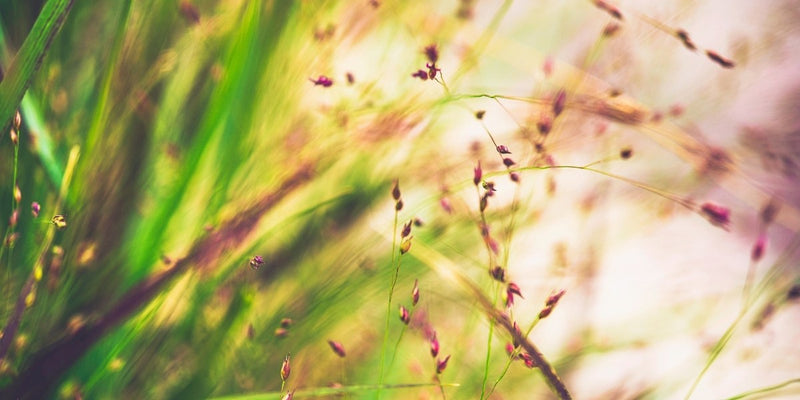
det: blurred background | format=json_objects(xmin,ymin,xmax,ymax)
[{"xmin": 0, "ymin": 0, "xmax": 799, "ymax": 399}]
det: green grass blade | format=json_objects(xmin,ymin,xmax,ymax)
[{"xmin": 0, "ymin": 0, "xmax": 74, "ymax": 132}]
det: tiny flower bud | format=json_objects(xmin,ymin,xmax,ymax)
[
  {"xmin": 436, "ymin": 355, "xmax": 451, "ymax": 374},
  {"xmin": 399, "ymin": 305, "xmax": 410, "ymax": 325},
  {"xmin": 620, "ymin": 148, "xmax": 633, "ymax": 159},
  {"xmin": 411, "ymin": 69, "xmax": 429, "ymax": 80},
  {"xmin": 440, "ymin": 198, "xmax": 452, "ymax": 214},
  {"xmin": 401, "ymin": 220, "xmax": 412, "ymax": 238},
  {"xmin": 281, "ymin": 318, "xmax": 293, "ymax": 328},
  {"xmin": 506, "ymin": 282, "xmax": 523, "ymax": 307},
  {"xmin": 553, "ymin": 89, "xmax": 566, "ymax": 117},
  {"xmin": 400, "ymin": 236, "xmax": 412, "ymax": 254},
  {"xmin": 9, "ymin": 128, "xmax": 18, "ymax": 145},
  {"xmin": 538, "ymin": 305, "xmax": 553, "ymax": 319},
  {"xmin": 424, "ymin": 44, "xmax": 439, "ymax": 63},
  {"xmin": 699, "ymin": 202, "xmax": 730, "ymax": 230},
  {"xmin": 502, "ymin": 158, "xmax": 515, "ymax": 167},
  {"xmin": 430, "ymin": 331, "xmax": 440, "ymax": 358},
  {"xmin": 751, "ymin": 234, "xmax": 767, "ymax": 262},
  {"xmin": 310, "ymin": 75, "xmax": 333, "ymax": 87},
  {"xmin": 9, "ymin": 210, "xmax": 18, "ymax": 228},
  {"xmin": 705, "ymin": 50, "xmax": 735, "ymax": 69},
  {"xmin": 31, "ymin": 202, "xmax": 40, "ymax": 217},
  {"xmin": 537, "ymin": 116, "xmax": 552, "ymax": 135},
  {"xmin": 51, "ymin": 214, "xmax": 67, "ymax": 229},
  {"xmin": 510, "ymin": 172, "xmax": 520, "ymax": 182},
  {"xmin": 676, "ymin": 29, "xmax": 696, "ymax": 51},
  {"xmin": 346, "ymin": 72, "xmax": 355, "ymax": 84},
  {"xmin": 413, "ymin": 217, "xmax": 424, "ymax": 227},
  {"xmin": 546, "ymin": 289, "xmax": 565, "ymax": 306},
  {"xmin": 281, "ymin": 354, "xmax": 291, "ymax": 381},
  {"xmin": 328, "ymin": 340, "xmax": 346, "ymax": 357},
  {"xmin": 395, "ymin": 200, "xmax": 403, "ymax": 211},
  {"xmin": 14, "ymin": 110, "xmax": 21, "ymax": 131},
  {"xmin": 603, "ymin": 22, "xmax": 621, "ymax": 37},
  {"xmin": 249, "ymin": 255, "xmax": 265, "ymax": 270},
  {"xmin": 473, "ymin": 161, "xmax": 482, "ymax": 186},
  {"xmin": 475, "ymin": 110, "xmax": 486, "ymax": 120},
  {"xmin": 479, "ymin": 194, "xmax": 488, "ymax": 212},
  {"xmin": 392, "ymin": 180, "xmax": 401, "ymax": 200},
  {"xmin": 14, "ymin": 186, "xmax": 21, "ymax": 203},
  {"xmin": 520, "ymin": 352, "xmax": 536, "ymax": 368},
  {"xmin": 496, "ymin": 145, "xmax": 511, "ymax": 154},
  {"xmin": 411, "ymin": 279, "xmax": 419, "ymax": 306},
  {"xmin": 490, "ymin": 266, "xmax": 505, "ymax": 282},
  {"xmin": 505, "ymin": 342, "xmax": 515, "ymax": 357},
  {"xmin": 275, "ymin": 328, "xmax": 289, "ymax": 338},
  {"xmin": 426, "ymin": 62, "xmax": 440, "ymax": 80}
]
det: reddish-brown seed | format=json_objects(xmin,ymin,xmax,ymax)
[
  {"xmin": 496, "ymin": 145, "xmax": 511, "ymax": 154},
  {"xmin": 751, "ymin": 235, "xmax": 767, "ymax": 262},
  {"xmin": 705, "ymin": 50, "xmax": 735, "ymax": 68},
  {"xmin": 436, "ymin": 355, "xmax": 451, "ymax": 374},
  {"xmin": 281, "ymin": 354, "xmax": 291, "ymax": 381},
  {"xmin": 490, "ymin": 266, "xmax": 506, "ymax": 282},
  {"xmin": 328, "ymin": 340, "xmax": 346, "ymax": 357},
  {"xmin": 676, "ymin": 29, "xmax": 696, "ymax": 51}
]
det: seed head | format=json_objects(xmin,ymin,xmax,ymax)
[
  {"xmin": 249, "ymin": 255, "xmax": 265, "ymax": 270},
  {"xmin": 51, "ymin": 214, "xmax": 67, "ymax": 229},
  {"xmin": 503, "ymin": 158, "xmax": 515, "ymax": 167},
  {"xmin": 751, "ymin": 234, "xmax": 767, "ymax": 262},
  {"xmin": 13, "ymin": 110, "xmax": 21, "ymax": 131},
  {"xmin": 620, "ymin": 147, "xmax": 633, "ymax": 159},
  {"xmin": 546, "ymin": 289, "xmax": 566, "ymax": 306},
  {"xmin": 699, "ymin": 202, "xmax": 730, "ymax": 230},
  {"xmin": 475, "ymin": 110, "xmax": 486, "ymax": 120},
  {"xmin": 537, "ymin": 115, "xmax": 552, "ymax": 136},
  {"xmin": 440, "ymin": 197, "xmax": 452, "ymax": 214},
  {"xmin": 411, "ymin": 279, "xmax": 420, "ymax": 306},
  {"xmin": 310, "ymin": 75, "xmax": 333, "ymax": 87},
  {"xmin": 400, "ymin": 236, "xmax": 413, "ymax": 254},
  {"xmin": 275, "ymin": 328, "xmax": 289, "ymax": 338},
  {"xmin": 281, "ymin": 318, "xmax": 293, "ymax": 328},
  {"xmin": 705, "ymin": 50, "xmax": 735, "ymax": 69},
  {"xmin": 676, "ymin": 29, "xmax": 696, "ymax": 51},
  {"xmin": 603, "ymin": 22, "xmax": 621, "ymax": 37},
  {"xmin": 430, "ymin": 331, "xmax": 439, "ymax": 357},
  {"xmin": 510, "ymin": 172, "xmax": 520, "ymax": 182},
  {"xmin": 538, "ymin": 305, "xmax": 553, "ymax": 319},
  {"xmin": 395, "ymin": 199, "xmax": 404, "ymax": 211},
  {"xmin": 401, "ymin": 220, "xmax": 412, "ymax": 238},
  {"xmin": 436, "ymin": 355, "xmax": 451, "ymax": 374},
  {"xmin": 328, "ymin": 340, "xmax": 346, "ymax": 357},
  {"xmin": 31, "ymin": 202, "xmax": 40, "ymax": 217},
  {"xmin": 506, "ymin": 282, "xmax": 523, "ymax": 307},
  {"xmin": 505, "ymin": 342, "xmax": 515, "ymax": 357},
  {"xmin": 473, "ymin": 161, "xmax": 482, "ymax": 186},
  {"xmin": 411, "ymin": 69, "xmax": 429, "ymax": 80},
  {"xmin": 399, "ymin": 305, "xmax": 410, "ymax": 325},
  {"xmin": 490, "ymin": 266, "xmax": 506, "ymax": 282},
  {"xmin": 553, "ymin": 89, "xmax": 566, "ymax": 117},
  {"xmin": 391, "ymin": 180, "xmax": 401, "ymax": 200},
  {"xmin": 281, "ymin": 354, "xmax": 291, "ymax": 381},
  {"xmin": 9, "ymin": 210, "xmax": 18, "ymax": 228},
  {"xmin": 496, "ymin": 145, "xmax": 511, "ymax": 154},
  {"xmin": 424, "ymin": 44, "xmax": 439, "ymax": 64}
]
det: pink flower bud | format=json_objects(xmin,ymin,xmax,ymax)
[
  {"xmin": 392, "ymin": 180, "xmax": 401, "ymax": 200},
  {"xmin": 436, "ymin": 355, "xmax": 451, "ymax": 374},
  {"xmin": 31, "ymin": 202, "xmax": 40, "ymax": 217},
  {"xmin": 502, "ymin": 158, "xmax": 515, "ymax": 167},
  {"xmin": 310, "ymin": 75, "xmax": 333, "ymax": 87},
  {"xmin": 328, "ymin": 340, "xmax": 346, "ymax": 357},
  {"xmin": 473, "ymin": 161, "xmax": 482, "ymax": 186},
  {"xmin": 249, "ymin": 255, "xmax": 265, "ymax": 270},
  {"xmin": 424, "ymin": 44, "xmax": 439, "ymax": 63},
  {"xmin": 411, "ymin": 70, "xmax": 429, "ymax": 80},
  {"xmin": 401, "ymin": 220, "xmax": 412, "ymax": 238},
  {"xmin": 399, "ymin": 305, "xmax": 410, "ymax": 325},
  {"xmin": 553, "ymin": 89, "xmax": 566, "ymax": 117},
  {"xmin": 281, "ymin": 354, "xmax": 291, "ymax": 381},
  {"xmin": 496, "ymin": 145, "xmax": 511, "ymax": 154},
  {"xmin": 545, "ymin": 289, "xmax": 565, "ymax": 306},
  {"xmin": 751, "ymin": 234, "xmax": 767, "ymax": 262},
  {"xmin": 699, "ymin": 202, "xmax": 730, "ymax": 230},
  {"xmin": 430, "ymin": 331, "xmax": 439, "ymax": 358},
  {"xmin": 411, "ymin": 279, "xmax": 419, "ymax": 306}
]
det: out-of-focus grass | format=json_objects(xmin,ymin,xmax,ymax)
[{"xmin": 0, "ymin": 1, "xmax": 799, "ymax": 399}]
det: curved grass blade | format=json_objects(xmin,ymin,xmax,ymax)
[{"xmin": 0, "ymin": 0, "xmax": 74, "ymax": 133}]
